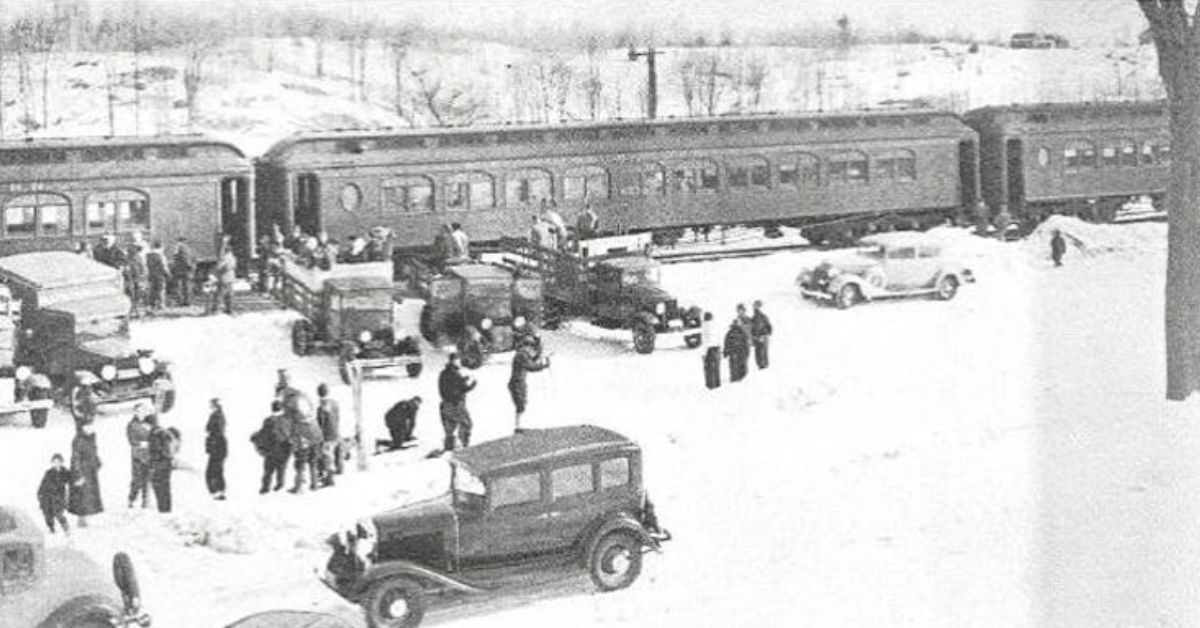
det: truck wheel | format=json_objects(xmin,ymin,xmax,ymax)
[
  {"xmin": 632, "ymin": 323, "xmax": 656, "ymax": 354},
  {"xmin": 835, "ymin": 284, "xmax": 860, "ymax": 310},
  {"xmin": 292, "ymin": 320, "xmax": 313, "ymax": 356},
  {"xmin": 112, "ymin": 552, "xmax": 140, "ymax": 609},
  {"xmin": 30, "ymin": 408, "xmax": 48, "ymax": 428},
  {"xmin": 589, "ymin": 531, "xmax": 643, "ymax": 592},
  {"xmin": 405, "ymin": 363, "xmax": 423, "ymax": 378},
  {"xmin": 418, "ymin": 306, "xmax": 435, "ymax": 343},
  {"xmin": 935, "ymin": 276, "xmax": 959, "ymax": 301},
  {"xmin": 683, "ymin": 334, "xmax": 702, "ymax": 349},
  {"xmin": 338, "ymin": 350, "xmax": 354, "ymax": 386},
  {"xmin": 69, "ymin": 385, "xmax": 91, "ymax": 422},
  {"xmin": 365, "ymin": 577, "xmax": 426, "ymax": 628},
  {"xmin": 459, "ymin": 337, "xmax": 484, "ymax": 370}
]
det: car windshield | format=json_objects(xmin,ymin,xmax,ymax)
[
  {"xmin": 621, "ymin": 265, "xmax": 660, "ymax": 287},
  {"xmin": 451, "ymin": 462, "xmax": 486, "ymax": 510},
  {"xmin": 855, "ymin": 245, "xmax": 885, "ymax": 259}
]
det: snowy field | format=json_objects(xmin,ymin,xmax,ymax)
[{"xmin": 3, "ymin": 218, "xmax": 1196, "ymax": 627}]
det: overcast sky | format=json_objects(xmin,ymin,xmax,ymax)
[{"xmin": 75, "ymin": 0, "xmax": 1150, "ymax": 44}]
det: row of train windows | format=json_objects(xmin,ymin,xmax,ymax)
[
  {"xmin": 0, "ymin": 145, "xmax": 230, "ymax": 166},
  {"xmin": 1038, "ymin": 140, "xmax": 1171, "ymax": 170},
  {"xmin": 337, "ymin": 151, "xmax": 919, "ymax": 214},
  {"xmin": 0, "ymin": 192, "xmax": 150, "ymax": 238}
]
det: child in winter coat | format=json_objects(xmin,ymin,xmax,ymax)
[{"xmin": 37, "ymin": 454, "xmax": 72, "ymax": 534}]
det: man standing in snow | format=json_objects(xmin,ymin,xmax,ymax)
[
  {"xmin": 170, "ymin": 237, "xmax": 196, "ymax": 307},
  {"xmin": 286, "ymin": 391, "xmax": 323, "ymax": 494},
  {"xmin": 126, "ymin": 405, "xmax": 152, "ymax": 509},
  {"xmin": 209, "ymin": 246, "xmax": 237, "ymax": 315},
  {"xmin": 146, "ymin": 414, "xmax": 178, "ymax": 514},
  {"xmin": 252, "ymin": 401, "xmax": 291, "ymax": 493},
  {"xmin": 438, "ymin": 354, "xmax": 476, "ymax": 451},
  {"xmin": 1051, "ymin": 229, "xmax": 1066, "ymax": 267},
  {"xmin": 509, "ymin": 336, "xmax": 551, "ymax": 433},
  {"xmin": 146, "ymin": 241, "xmax": 170, "ymax": 313},
  {"xmin": 723, "ymin": 318, "xmax": 750, "ymax": 383},
  {"xmin": 702, "ymin": 311, "xmax": 721, "ymax": 389},
  {"xmin": 750, "ymin": 300, "xmax": 773, "ymax": 370},
  {"xmin": 316, "ymin": 383, "xmax": 341, "ymax": 487},
  {"xmin": 37, "ymin": 453, "xmax": 72, "ymax": 534},
  {"xmin": 205, "ymin": 398, "xmax": 228, "ymax": 501},
  {"xmin": 125, "ymin": 239, "xmax": 148, "ymax": 319}
]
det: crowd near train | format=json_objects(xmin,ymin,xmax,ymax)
[{"xmin": 0, "ymin": 100, "xmax": 1169, "ymax": 275}]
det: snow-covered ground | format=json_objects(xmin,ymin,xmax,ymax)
[{"xmin": 4, "ymin": 218, "xmax": 1195, "ymax": 627}]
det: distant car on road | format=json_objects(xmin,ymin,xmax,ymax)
[
  {"xmin": 0, "ymin": 505, "xmax": 148, "ymax": 628},
  {"xmin": 320, "ymin": 425, "xmax": 671, "ymax": 628},
  {"xmin": 797, "ymin": 232, "xmax": 975, "ymax": 309}
]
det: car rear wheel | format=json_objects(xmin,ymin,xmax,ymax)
[
  {"xmin": 632, "ymin": 323, "xmax": 656, "ymax": 354},
  {"xmin": 365, "ymin": 577, "xmax": 426, "ymax": 628},
  {"xmin": 589, "ymin": 531, "xmax": 643, "ymax": 592},
  {"xmin": 405, "ymin": 363, "xmax": 423, "ymax": 378},
  {"xmin": 835, "ymin": 284, "xmax": 860, "ymax": 310},
  {"xmin": 935, "ymin": 276, "xmax": 959, "ymax": 301},
  {"xmin": 458, "ymin": 335, "xmax": 484, "ymax": 370},
  {"xmin": 683, "ymin": 334, "xmax": 702, "ymax": 349},
  {"xmin": 69, "ymin": 384, "xmax": 91, "ymax": 422}
]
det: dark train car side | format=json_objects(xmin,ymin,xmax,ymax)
[
  {"xmin": 255, "ymin": 110, "xmax": 978, "ymax": 249},
  {"xmin": 0, "ymin": 136, "xmax": 254, "ymax": 266},
  {"xmin": 964, "ymin": 101, "xmax": 1169, "ymax": 223}
]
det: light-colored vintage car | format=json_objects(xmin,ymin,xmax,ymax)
[{"xmin": 797, "ymin": 232, "xmax": 975, "ymax": 308}]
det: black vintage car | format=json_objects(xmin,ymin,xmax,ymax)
[
  {"xmin": 321, "ymin": 426, "xmax": 670, "ymax": 628},
  {"xmin": 0, "ymin": 252, "xmax": 174, "ymax": 422}
]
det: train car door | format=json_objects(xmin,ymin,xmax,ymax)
[
  {"xmin": 221, "ymin": 176, "xmax": 253, "ymax": 270},
  {"xmin": 294, "ymin": 174, "xmax": 322, "ymax": 236},
  {"xmin": 959, "ymin": 140, "xmax": 979, "ymax": 210},
  {"xmin": 1005, "ymin": 139, "xmax": 1025, "ymax": 215}
]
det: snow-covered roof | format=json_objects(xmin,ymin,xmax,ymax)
[
  {"xmin": 0, "ymin": 252, "xmax": 120, "ymax": 290},
  {"xmin": 452, "ymin": 425, "xmax": 637, "ymax": 476},
  {"xmin": 964, "ymin": 100, "xmax": 1166, "ymax": 134}
]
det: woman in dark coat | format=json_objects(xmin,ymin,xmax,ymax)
[
  {"xmin": 205, "ymin": 398, "xmax": 228, "ymax": 500},
  {"xmin": 723, "ymin": 320, "xmax": 750, "ymax": 383},
  {"xmin": 68, "ymin": 424, "xmax": 104, "ymax": 527}
]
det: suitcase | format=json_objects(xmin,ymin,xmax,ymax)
[{"xmin": 703, "ymin": 347, "xmax": 721, "ymax": 389}]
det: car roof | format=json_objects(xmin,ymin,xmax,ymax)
[
  {"xmin": 857, "ymin": 232, "xmax": 941, "ymax": 249},
  {"xmin": 446, "ymin": 263, "xmax": 513, "ymax": 282},
  {"xmin": 452, "ymin": 425, "xmax": 638, "ymax": 476},
  {"xmin": 0, "ymin": 252, "xmax": 121, "ymax": 290}
]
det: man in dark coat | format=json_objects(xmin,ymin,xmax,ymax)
[
  {"xmin": 146, "ymin": 241, "xmax": 170, "ymax": 313},
  {"xmin": 37, "ymin": 453, "xmax": 72, "ymax": 534},
  {"xmin": 438, "ymin": 354, "xmax": 476, "ymax": 451},
  {"xmin": 76, "ymin": 384, "xmax": 99, "ymax": 430},
  {"xmin": 378, "ymin": 396, "xmax": 422, "ymax": 453},
  {"xmin": 723, "ymin": 319, "xmax": 750, "ymax": 383},
  {"xmin": 509, "ymin": 337, "xmax": 550, "ymax": 433},
  {"xmin": 576, "ymin": 204, "xmax": 600, "ymax": 241},
  {"xmin": 68, "ymin": 424, "xmax": 103, "ymax": 527},
  {"xmin": 252, "ymin": 401, "xmax": 291, "ymax": 493},
  {"xmin": 205, "ymin": 398, "xmax": 228, "ymax": 501},
  {"xmin": 170, "ymin": 237, "xmax": 196, "ymax": 307},
  {"xmin": 285, "ymin": 389, "xmax": 323, "ymax": 493},
  {"xmin": 125, "ymin": 242, "xmax": 148, "ymax": 319},
  {"xmin": 209, "ymin": 248, "xmax": 237, "ymax": 315},
  {"xmin": 315, "ymin": 383, "xmax": 341, "ymax": 487},
  {"xmin": 750, "ymin": 300, "xmax": 773, "ymax": 370},
  {"xmin": 126, "ymin": 405, "xmax": 152, "ymax": 509},
  {"xmin": 94, "ymin": 233, "xmax": 126, "ymax": 270},
  {"xmin": 1051, "ymin": 229, "xmax": 1066, "ymax": 267},
  {"xmin": 146, "ymin": 415, "xmax": 178, "ymax": 513}
]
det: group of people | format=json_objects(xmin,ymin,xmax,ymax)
[
  {"xmin": 257, "ymin": 224, "xmax": 396, "ymax": 292},
  {"xmin": 528, "ymin": 199, "xmax": 601, "ymax": 252},
  {"xmin": 701, "ymin": 300, "xmax": 773, "ymax": 388},
  {"xmin": 250, "ymin": 371, "xmax": 344, "ymax": 494}
]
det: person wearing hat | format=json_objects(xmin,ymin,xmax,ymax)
[
  {"xmin": 126, "ymin": 403, "xmax": 153, "ymax": 509},
  {"xmin": 379, "ymin": 395, "xmax": 422, "ymax": 453},
  {"xmin": 723, "ymin": 316, "xmax": 750, "ymax": 383},
  {"xmin": 205, "ymin": 398, "xmax": 228, "ymax": 501},
  {"xmin": 508, "ymin": 335, "xmax": 551, "ymax": 433},
  {"xmin": 437, "ymin": 354, "xmax": 476, "ymax": 451},
  {"xmin": 170, "ymin": 236, "xmax": 196, "ymax": 307},
  {"xmin": 315, "ymin": 383, "xmax": 341, "ymax": 486},
  {"xmin": 750, "ymin": 300, "xmax": 773, "ymax": 370}
]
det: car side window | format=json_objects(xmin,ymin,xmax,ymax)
[
  {"xmin": 551, "ymin": 463, "xmax": 595, "ymax": 500},
  {"xmin": 491, "ymin": 473, "xmax": 542, "ymax": 509},
  {"xmin": 599, "ymin": 457, "xmax": 630, "ymax": 490},
  {"xmin": 886, "ymin": 247, "xmax": 915, "ymax": 260},
  {"xmin": 917, "ymin": 246, "xmax": 939, "ymax": 258}
]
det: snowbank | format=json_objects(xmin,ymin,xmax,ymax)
[{"xmin": 1025, "ymin": 215, "xmax": 1166, "ymax": 259}]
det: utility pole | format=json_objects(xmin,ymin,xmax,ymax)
[
  {"xmin": 627, "ymin": 45, "xmax": 663, "ymax": 119},
  {"xmin": 351, "ymin": 361, "xmax": 368, "ymax": 471}
]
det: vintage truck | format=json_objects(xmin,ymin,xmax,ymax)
[
  {"xmin": 0, "ymin": 252, "xmax": 174, "ymax": 422},
  {"xmin": 321, "ymin": 425, "xmax": 670, "ymax": 628},
  {"xmin": 400, "ymin": 258, "xmax": 542, "ymax": 369},
  {"xmin": 277, "ymin": 259, "xmax": 422, "ymax": 385}
]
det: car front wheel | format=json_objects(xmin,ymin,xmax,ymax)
[
  {"xmin": 632, "ymin": 323, "xmax": 656, "ymax": 354},
  {"xmin": 835, "ymin": 284, "xmax": 860, "ymax": 310},
  {"xmin": 589, "ymin": 531, "xmax": 643, "ymax": 592},
  {"xmin": 365, "ymin": 577, "xmax": 426, "ymax": 628},
  {"xmin": 935, "ymin": 276, "xmax": 959, "ymax": 301}
]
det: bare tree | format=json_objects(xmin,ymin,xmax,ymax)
[
  {"xmin": 744, "ymin": 55, "xmax": 768, "ymax": 111},
  {"xmin": 388, "ymin": 27, "xmax": 416, "ymax": 119},
  {"xmin": 686, "ymin": 51, "xmax": 730, "ymax": 116},
  {"xmin": 310, "ymin": 18, "xmax": 328, "ymax": 79},
  {"xmin": 1138, "ymin": 1, "xmax": 1200, "ymax": 400},
  {"xmin": 581, "ymin": 36, "xmax": 604, "ymax": 120},
  {"xmin": 410, "ymin": 68, "xmax": 481, "ymax": 127},
  {"xmin": 679, "ymin": 56, "xmax": 698, "ymax": 115}
]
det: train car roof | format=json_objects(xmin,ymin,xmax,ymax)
[
  {"xmin": 0, "ymin": 134, "xmax": 251, "ymax": 179},
  {"xmin": 259, "ymin": 109, "xmax": 976, "ymax": 166},
  {"xmin": 963, "ymin": 100, "xmax": 1167, "ymax": 134}
]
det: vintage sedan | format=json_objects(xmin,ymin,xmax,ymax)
[
  {"xmin": 321, "ymin": 425, "xmax": 670, "ymax": 628},
  {"xmin": 797, "ymin": 232, "xmax": 975, "ymax": 309}
]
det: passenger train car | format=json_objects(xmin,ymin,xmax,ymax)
[{"xmin": 0, "ymin": 135, "xmax": 253, "ymax": 268}]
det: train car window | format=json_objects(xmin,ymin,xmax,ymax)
[
  {"xmin": 1101, "ymin": 146, "xmax": 1119, "ymax": 168},
  {"xmin": 3, "ymin": 193, "xmax": 70, "ymax": 239},
  {"xmin": 1120, "ymin": 141, "xmax": 1138, "ymax": 166},
  {"xmin": 382, "ymin": 177, "xmax": 434, "ymax": 214},
  {"xmin": 1141, "ymin": 143, "xmax": 1156, "ymax": 165},
  {"xmin": 1037, "ymin": 148, "xmax": 1050, "ymax": 168},
  {"xmin": 563, "ymin": 166, "xmax": 609, "ymax": 202},
  {"xmin": 617, "ymin": 164, "xmax": 664, "ymax": 197},
  {"xmin": 876, "ymin": 150, "xmax": 916, "ymax": 182},
  {"xmin": 86, "ymin": 190, "xmax": 150, "ymax": 234},
  {"xmin": 1156, "ymin": 142, "xmax": 1171, "ymax": 163},
  {"xmin": 828, "ymin": 152, "xmax": 868, "ymax": 184},
  {"xmin": 1063, "ymin": 141, "xmax": 1095, "ymax": 170},
  {"xmin": 726, "ymin": 157, "xmax": 769, "ymax": 190},
  {"xmin": 3, "ymin": 205, "xmax": 36, "ymax": 238},
  {"xmin": 798, "ymin": 154, "xmax": 820, "ymax": 187},
  {"xmin": 669, "ymin": 160, "xmax": 719, "ymax": 194},
  {"xmin": 446, "ymin": 172, "xmax": 495, "ymax": 211},
  {"xmin": 339, "ymin": 184, "xmax": 363, "ymax": 212},
  {"xmin": 0, "ymin": 149, "xmax": 68, "ymax": 165},
  {"xmin": 505, "ymin": 169, "xmax": 553, "ymax": 207},
  {"xmin": 778, "ymin": 163, "xmax": 799, "ymax": 188}
]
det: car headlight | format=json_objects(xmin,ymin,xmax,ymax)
[
  {"xmin": 359, "ymin": 330, "xmax": 372, "ymax": 343},
  {"xmin": 654, "ymin": 302, "xmax": 666, "ymax": 315},
  {"xmin": 513, "ymin": 315, "xmax": 526, "ymax": 328},
  {"xmin": 138, "ymin": 357, "xmax": 155, "ymax": 375},
  {"xmin": 100, "ymin": 364, "xmax": 117, "ymax": 381},
  {"xmin": 480, "ymin": 318, "xmax": 493, "ymax": 331},
  {"xmin": 14, "ymin": 366, "xmax": 31, "ymax": 381}
]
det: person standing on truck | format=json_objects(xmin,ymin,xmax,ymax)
[
  {"xmin": 450, "ymin": 223, "xmax": 470, "ymax": 259},
  {"xmin": 750, "ymin": 300, "xmax": 773, "ymax": 370},
  {"xmin": 170, "ymin": 237, "xmax": 196, "ymax": 307},
  {"xmin": 543, "ymin": 200, "xmax": 566, "ymax": 250},
  {"xmin": 37, "ymin": 453, "xmax": 72, "ymax": 535},
  {"xmin": 146, "ymin": 241, "xmax": 170, "ymax": 313},
  {"xmin": 509, "ymin": 336, "xmax": 551, "ymax": 433},
  {"xmin": 438, "ymin": 354, "xmax": 476, "ymax": 451},
  {"xmin": 126, "ymin": 405, "xmax": 152, "ymax": 509},
  {"xmin": 576, "ymin": 204, "xmax": 600, "ymax": 241}
]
